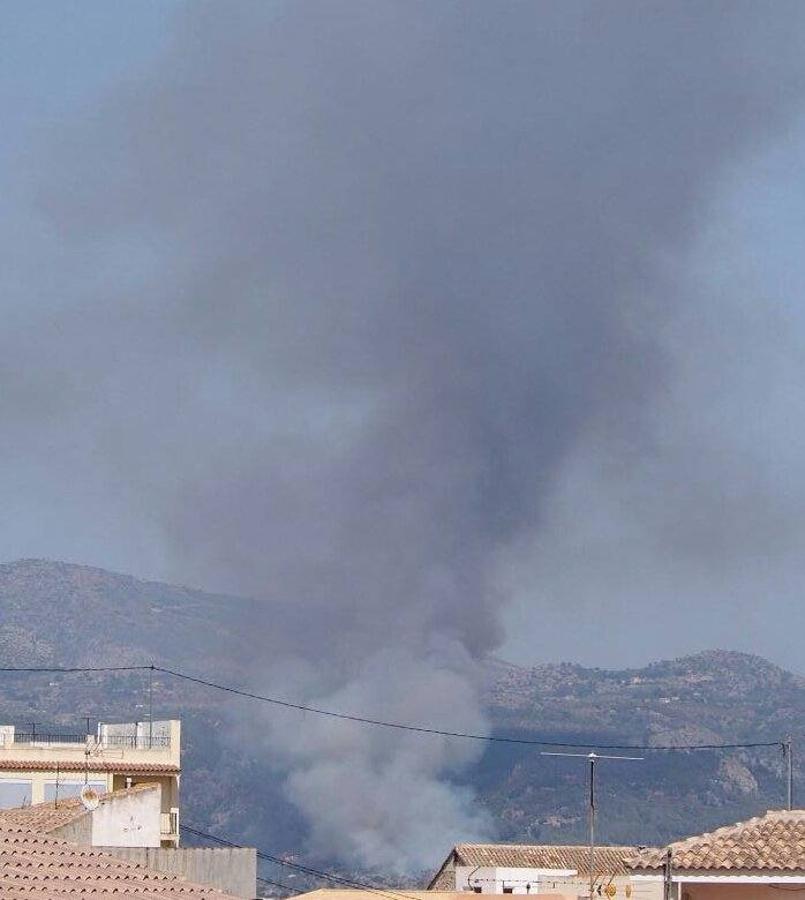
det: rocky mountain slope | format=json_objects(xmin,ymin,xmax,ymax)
[
  {"xmin": 0, "ymin": 559, "xmax": 800, "ymax": 879},
  {"xmin": 475, "ymin": 651, "xmax": 798, "ymax": 847}
]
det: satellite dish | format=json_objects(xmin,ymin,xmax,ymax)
[{"xmin": 80, "ymin": 785, "xmax": 100, "ymax": 811}]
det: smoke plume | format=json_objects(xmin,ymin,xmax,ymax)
[{"xmin": 4, "ymin": 0, "xmax": 805, "ymax": 870}]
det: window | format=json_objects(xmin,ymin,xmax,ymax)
[
  {"xmin": 0, "ymin": 779, "xmax": 32, "ymax": 808},
  {"xmin": 44, "ymin": 780, "xmax": 106, "ymax": 802},
  {"xmin": 503, "ymin": 889, "xmax": 514, "ymax": 894}
]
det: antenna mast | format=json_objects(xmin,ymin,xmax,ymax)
[
  {"xmin": 542, "ymin": 750, "xmax": 643, "ymax": 900},
  {"xmin": 785, "ymin": 737, "xmax": 794, "ymax": 810},
  {"xmin": 148, "ymin": 665, "xmax": 154, "ymax": 749}
]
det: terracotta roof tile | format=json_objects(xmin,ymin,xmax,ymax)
[
  {"xmin": 299, "ymin": 892, "xmax": 502, "ymax": 900},
  {"xmin": 0, "ymin": 760, "xmax": 178, "ymax": 774},
  {"xmin": 627, "ymin": 809, "xmax": 805, "ymax": 871},
  {"xmin": 429, "ymin": 844, "xmax": 637, "ymax": 888},
  {"xmin": 454, "ymin": 843, "xmax": 635, "ymax": 875},
  {"xmin": 0, "ymin": 782, "xmax": 160, "ymax": 833},
  {"xmin": 0, "ymin": 823, "xmax": 239, "ymax": 899}
]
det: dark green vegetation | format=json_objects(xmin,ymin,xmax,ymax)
[
  {"xmin": 478, "ymin": 653, "xmax": 795, "ymax": 847},
  {"xmin": 0, "ymin": 559, "xmax": 800, "ymax": 881}
]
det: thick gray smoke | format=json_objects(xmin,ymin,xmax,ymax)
[{"xmin": 5, "ymin": 0, "xmax": 805, "ymax": 870}]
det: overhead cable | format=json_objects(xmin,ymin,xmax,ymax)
[
  {"xmin": 182, "ymin": 823, "xmax": 419, "ymax": 900},
  {"xmin": 153, "ymin": 665, "xmax": 783, "ymax": 751},
  {"xmin": 0, "ymin": 665, "xmax": 152, "ymax": 673},
  {"xmin": 0, "ymin": 662, "xmax": 787, "ymax": 752}
]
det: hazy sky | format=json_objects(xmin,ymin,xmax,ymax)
[
  {"xmin": 6, "ymin": 0, "xmax": 805, "ymax": 869},
  {"xmin": 3, "ymin": 0, "xmax": 805, "ymax": 677}
]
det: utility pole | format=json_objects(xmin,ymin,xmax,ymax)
[
  {"xmin": 663, "ymin": 849, "xmax": 673, "ymax": 900},
  {"xmin": 542, "ymin": 751, "xmax": 643, "ymax": 900},
  {"xmin": 785, "ymin": 737, "xmax": 794, "ymax": 810}
]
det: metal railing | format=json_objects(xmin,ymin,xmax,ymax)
[
  {"xmin": 0, "ymin": 730, "xmax": 170, "ymax": 750},
  {"xmin": 101, "ymin": 734, "xmax": 171, "ymax": 749},
  {"xmin": 161, "ymin": 809, "xmax": 180, "ymax": 836},
  {"xmin": 11, "ymin": 732, "xmax": 86, "ymax": 745}
]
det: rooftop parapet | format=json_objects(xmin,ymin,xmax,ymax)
[{"xmin": 0, "ymin": 720, "xmax": 180, "ymax": 767}]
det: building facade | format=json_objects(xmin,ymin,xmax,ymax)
[
  {"xmin": 0, "ymin": 719, "xmax": 181, "ymax": 846},
  {"xmin": 0, "ymin": 774, "xmax": 256, "ymax": 898},
  {"xmin": 430, "ymin": 843, "xmax": 655, "ymax": 899},
  {"xmin": 628, "ymin": 809, "xmax": 805, "ymax": 900}
]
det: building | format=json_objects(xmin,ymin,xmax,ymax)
[
  {"xmin": 0, "ymin": 817, "xmax": 243, "ymax": 899},
  {"xmin": 0, "ymin": 782, "xmax": 257, "ymax": 898},
  {"xmin": 294, "ymin": 891, "xmax": 575, "ymax": 900},
  {"xmin": 0, "ymin": 719, "xmax": 181, "ymax": 846},
  {"xmin": 627, "ymin": 808, "xmax": 805, "ymax": 900},
  {"xmin": 429, "ymin": 843, "xmax": 651, "ymax": 898},
  {"xmin": 0, "ymin": 781, "xmax": 166, "ymax": 848}
]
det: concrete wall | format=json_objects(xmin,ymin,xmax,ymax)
[
  {"xmin": 457, "ymin": 866, "xmax": 576, "ymax": 894},
  {"xmin": 111, "ymin": 774, "xmax": 177, "ymax": 814},
  {"xmin": 682, "ymin": 883, "xmax": 805, "ymax": 900},
  {"xmin": 627, "ymin": 878, "xmax": 663, "ymax": 900},
  {"xmin": 91, "ymin": 784, "xmax": 161, "ymax": 848},
  {"xmin": 53, "ymin": 813, "xmax": 93, "ymax": 846},
  {"xmin": 99, "ymin": 846, "xmax": 257, "ymax": 900}
]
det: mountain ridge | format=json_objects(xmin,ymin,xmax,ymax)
[{"xmin": 0, "ymin": 558, "xmax": 800, "ymax": 869}]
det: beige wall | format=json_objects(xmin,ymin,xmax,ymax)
[
  {"xmin": 0, "ymin": 721, "xmax": 181, "ymax": 769},
  {"xmin": 0, "ymin": 769, "xmax": 112, "ymax": 804},
  {"xmin": 682, "ymin": 883, "xmax": 805, "ymax": 900},
  {"xmin": 111, "ymin": 774, "xmax": 178, "ymax": 813}
]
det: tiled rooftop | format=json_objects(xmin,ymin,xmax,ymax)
[
  {"xmin": 0, "ymin": 760, "xmax": 178, "ymax": 774},
  {"xmin": 0, "ymin": 823, "xmax": 238, "ymax": 899},
  {"xmin": 628, "ymin": 809, "xmax": 805, "ymax": 871},
  {"xmin": 0, "ymin": 782, "xmax": 160, "ymax": 833},
  {"xmin": 298, "ymin": 892, "xmax": 510, "ymax": 900},
  {"xmin": 429, "ymin": 843, "xmax": 638, "ymax": 889}
]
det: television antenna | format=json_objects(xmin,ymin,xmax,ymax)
[{"xmin": 542, "ymin": 751, "xmax": 643, "ymax": 900}]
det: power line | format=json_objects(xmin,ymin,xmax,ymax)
[
  {"xmin": 0, "ymin": 662, "xmax": 788, "ymax": 752},
  {"xmin": 152, "ymin": 666, "xmax": 784, "ymax": 751},
  {"xmin": 0, "ymin": 665, "xmax": 152, "ymax": 673},
  {"xmin": 182, "ymin": 823, "xmax": 420, "ymax": 900},
  {"xmin": 257, "ymin": 874, "xmax": 296, "ymax": 893}
]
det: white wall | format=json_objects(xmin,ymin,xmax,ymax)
[
  {"xmin": 91, "ymin": 785, "xmax": 162, "ymax": 848},
  {"xmin": 455, "ymin": 866, "xmax": 657, "ymax": 900},
  {"xmin": 456, "ymin": 866, "xmax": 578, "ymax": 894}
]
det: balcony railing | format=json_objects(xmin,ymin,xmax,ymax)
[
  {"xmin": 0, "ymin": 731, "xmax": 170, "ymax": 750},
  {"xmin": 10, "ymin": 732, "xmax": 86, "ymax": 746},
  {"xmin": 102, "ymin": 734, "xmax": 171, "ymax": 749},
  {"xmin": 160, "ymin": 809, "xmax": 180, "ymax": 837}
]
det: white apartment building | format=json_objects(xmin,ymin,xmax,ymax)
[{"xmin": 0, "ymin": 719, "xmax": 181, "ymax": 846}]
